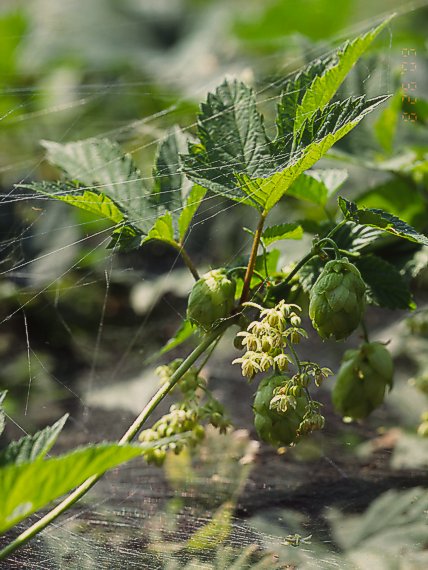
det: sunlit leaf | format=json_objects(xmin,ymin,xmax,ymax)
[
  {"xmin": 178, "ymin": 184, "xmax": 206, "ymax": 241},
  {"xmin": 142, "ymin": 212, "xmax": 176, "ymax": 246},
  {"xmin": 0, "ymin": 391, "xmax": 6, "ymax": 437},
  {"xmin": 262, "ymin": 223, "xmax": 303, "ymax": 246}
]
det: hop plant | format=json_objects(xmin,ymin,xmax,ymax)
[
  {"xmin": 332, "ymin": 341, "xmax": 393, "ymax": 420},
  {"xmin": 187, "ymin": 268, "xmax": 236, "ymax": 332},
  {"xmin": 309, "ymin": 258, "xmax": 366, "ymax": 340}
]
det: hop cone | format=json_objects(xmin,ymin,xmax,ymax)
[
  {"xmin": 309, "ymin": 258, "xmax": 366, "ymax": 340},
  {"xmin": 332, "ymin": 342, "xmax": 393, "ymax": 419},
  {"xmin": 187, "ymin": 269, "xmax": 236, "ymax": 331},
  {"xmin": 253, "ymin": 375, "xmax": 306, "ymax": 447}
]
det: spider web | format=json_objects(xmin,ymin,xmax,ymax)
[{"xmin": 1, "ymin": 1, "xmax": 428, "ymax": 568}]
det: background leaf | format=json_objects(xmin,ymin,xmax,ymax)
[
  {"xmin": 42, "ymin": 138, "xmax": 156, "ymax": 233},
  {"xmin": 355, "ymin": 255, "xmax": 416, "ymax": 309},
  {"xmin": 339, "ymin": 196, "xmax": 428, "ymax": 246},
  {"xmin": 0, "ymin": 414, "xmax": 68, "ymax": 468},
  {"xmin": 287, "ymin": 169, "xmax": 348, "ymax": 206}
]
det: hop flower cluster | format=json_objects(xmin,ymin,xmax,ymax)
[
  {"xmin": 139, "ymin": 404, "xmax": 205, "ymax": 466},
  {"xmin": 156, "ymin": 359, "xmax": 205, "ymax": 396},
  {"xmin": 253, "ymin": 375, "xmax": 326, "ymax": 447},
  {"xmin": 232, "ymin": 300, "xmax": 307, "ymax": 380},
  {"xmin": 139, "ymin": 361, "xmax": 230, "ymax": 465}
]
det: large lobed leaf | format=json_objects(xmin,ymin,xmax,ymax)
[
  {"xmin": 182, "ymin": 79, "xmax": 273, "ymax": 208},
  {"xmin": 238, "ymin": 96, "xmax": 388, "ymax": 211},
  {"xmin": 291, "ymin": 17, "xmax": 392, "ymax": 134},
  {"xmin": 0, "ymin": 443, "xmax": 145, "ymax": 534},
  {"xmin": 182, "ymin": 20, "xmax": 391, "ymax": 213}
]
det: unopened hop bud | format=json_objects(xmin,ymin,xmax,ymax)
[
  {"xmin": 253, "ymin": 375, "xmax": 306, "ymax": 447},
  {"xmin": 332, "ymin": 342, "xmax": 393, "ymax": 420},
  {"xmin": 309, "ymin": 258, "xmax": 366, "ymax": 340},
  {"xmin": 187, "ymin": 269, "xmax": 236, "ymax": 332}
]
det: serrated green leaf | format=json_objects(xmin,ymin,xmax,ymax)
[
  {"xmin": 0, "ymin": 391, "xmax": 6, "ymax": 437},
  {"xmin": 182, "ymin": 79, "xmax": 273, "ymax": 208},
  {"xmin": 152, "ymin": 127, "xmax": 189, "ymax": 216},
  {"xmin": 41, "ymin": 138, "xmax": 156, "ymax": 233},
  {"xmin": 240, "ymin": 95, "xmax": 387, "ymax": 211},
  {"xmin": 0, "ymin": 443, "xmax": 144, "ymax": 534},
  {"xmin": 339, "ymin": 197, "xmax": 428, "ymax": 246},
  {"xmin": 293, "ymin": 18, "xmax": 391, "ymax": 134},
  {"xmin": 21, "ymin": 181, "xmax": 126, "ymax": 225},
  {"xmin": 355, "ymin": 255, "xmax": 415, "ymax": 309},
  {"xmin": 287, "ymin": 169, "xmax": 348, "ymax": 206},
  {"xmin": 0, "ymin": 414, "xmax": 68, "ymax": 468},
  {"xmin": 178, "ymin": 184, "xmax": 206, "ymax": 241},
  {"xmin": 261, "ymin": 223, "xmax": 303, "ymax": 246},
  {"xmin": 142, "ymin": 212, "xmax": 175, "ymax": 246}
]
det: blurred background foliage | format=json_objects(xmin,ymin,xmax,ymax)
[{"xmin": 0, "ymin": 0, "xmax": 428, "ymax": 567}]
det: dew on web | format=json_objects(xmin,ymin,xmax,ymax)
[{"xmin": 0, "ymin": 1, "xmax": 428, "ymax": 568}]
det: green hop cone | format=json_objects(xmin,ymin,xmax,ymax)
[
  {"xmin": 187, "ymin": 269, "xmax": 236, "ymax": 332},
  {"xmin": 253, "ymin": 375, "xmax": 306, "ymax": 447},
  {"xmin": 332, "ymin": 342, "xmax": 393, "ymax": 420},
  {"xmin": 309, "ymin": 258, "xmax": 366, "ymax": 340}
]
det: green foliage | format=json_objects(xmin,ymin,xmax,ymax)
[
  {"xmin": 23, "ymin": 130, "xmax": 206, "ymax": 252},
  {"xmin": 261, "ymin": 223, "xmax": 303, "ymax": 246},
  {"xmin": 355, "ymin": 255, "xmax": 416, "ymax": 310},
  {"xmin": 0, "ymin": 443, "xmax": 144, "ymax": 534},
  {"xmin": 287, "ymin": 169, "xmax": 348, "ymax": 207},
  {"xmin": 339, "ymin": 197, "xmax": 428, "ymax": 246},
  {"xmin": 0, "ymin": 414, "xmax": 68, "ymax": 468}
]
